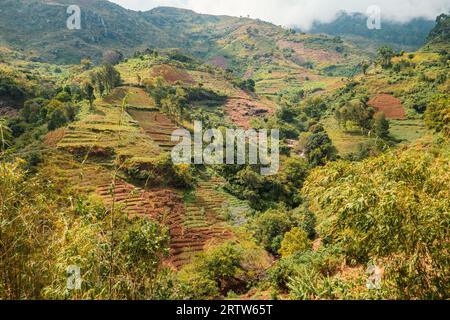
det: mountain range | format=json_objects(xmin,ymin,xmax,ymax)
[{"xmin": 0, "ymin": 0, "xmax": 441, "ymax": 65}]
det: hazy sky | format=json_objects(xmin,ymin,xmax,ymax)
[{"xmin": 110, "ymin": 0, "xmax": 450, "ymax": 29}]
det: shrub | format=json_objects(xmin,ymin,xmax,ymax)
[
  {"xmin": 424, "ymin": 95, "xmax": 449, "ymax": 137},
  {"xmin": 124, "ymin": 154, "xmax": 195, "ymax": 188},
  {"xmin": 268, "ymin": 246, "xmax": 344, "ymax": 292},
  {"xmin": 304, "ymin": 130, "xmax": 337, "ymax": 167},
  {"xmin": 372, "ymin": 112, "xmax": 390, "ymax": 138},
  {"xmin": 279, "ymin": 227, "xmax": 312, "ymax": 257},
  {"xmin": 252, "ymin": 206, "xmax": 298, "ymax": 255},
  {"xmin": 175, "ymin": 240, "xmax": 270, "ymax": 299},
  {"xmin": 303, "ymin": 146, "xmax": 450, "ymax": 299}
]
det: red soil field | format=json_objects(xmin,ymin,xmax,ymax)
[
  {"xmin": 46, "ymin": 154, "xmax": 233, "ymax": 269},
  {"xmin": 128, "ymin": 110, "xmax": 181, "ymax": 153},
  {"xmin": 225, "ymin": 97, "xmax": 271, "ymax": 129},
  {"xmin": 44, "ymin": 128, "xmax": 66, "ymax": 147},
  {"xmin": 277, "ymin": 40, "xmax": 342, "ymax": 64},
  {"xmin": 208, "ymin": 56, "xmax": 229, "ymax": 69},
  {"xmin": 96, "ymin": 180, "xmax": 233, "ymax": 269},
  {"xmin": 368, "ymin": 94, "xmax": 407, "ymax": 120},
  {"xmin": 151, "ymin": 64, "xmax": 195, "ymax": 85}
]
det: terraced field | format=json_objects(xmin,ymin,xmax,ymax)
[
  {"xmin": 57, "ymin": 102, "xmax": 160, "ymax": 160},
  {"xmin": 96, "ymin": 177, "xmax": 237, "ymax": 269},
  {"xmin": 322, "ymin": 116, "xmax": 369, "ymax": 156},
  {"xmin": 173, "ymin": 176, "xmax": 251, "ymax": 267},
  {"xmin": 389, "ymin": 119, "xmax": 430, "ymax": 143},
  {"xmin": 43, "ymin": 86, "xmax": 255, "ymax": 269},
  {"xmin": 42, "ymin": 153, "xmax": 238, "ymax": 269},
  {"xmin": 128, "ymin": 109, "xmax": 182, "ymax": 153},
  {"xmin": 277, "ymin": 39, "xmax": 343, "ymax": 65},
  {"xmin": 103, "ymin": 86, "xmax": 155, "ymax": 109},
  {"xmin": 185, "ymin": 177, "xmax": 250, "ymax": 230},
  {"xmin": 368, "ymin": 94, "xmax": 407, "ymax": 120},
  {"xmin": 225, "ymin": 97, "xmax": 272, "ymax": 128}
]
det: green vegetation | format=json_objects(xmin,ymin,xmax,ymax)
[
  {"xmin": 0, "ymin": 160, "xmax": 172, "ymax": 299},
  {"xmin": 302, "ymin": 146, "xmax": 449, "ymax": 299}
]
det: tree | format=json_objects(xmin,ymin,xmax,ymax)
[
  {"xmin": 373, "ymin": 112, "xmax": 390, "ymax": 138},
  {"xmin": 236, "ymin": 79, "xmax": 256, "ymax": 92},
  {"xmin": 304, "ymin": 129, "xmax": 336, "ymax": 167},
  {"xmin": 161, "ymin": 87, "xmax": 188, "ymax": 122},
  {"xmin": 175, "ymin": 240, "xmax": 270, "ymax": 298},
  {"xmin": 253, "ymin": 207, "xmax": 299, "ymax": 255},
  {"xmin": 279, "ymin": 227, "xmax": 312, "ymax": 257},
  {"xmin": 301, "ymin": 97, "xmax": 327, "ymax": 119},
  {"xmin": 81, "ymin": 58, "xmax": 93, "ymax": 70},
  {"xmin": 83, "ymin": 83, "xmax": 95, "ymax": 111},
  {"xmin": 360, "ymin": 61, "xmax": 370, "ymax": 75},
  {"xmin": 335, "ymin": 100, "xmax": 375, "ymax": 133},
  {"xmin": 119, "ymin": 219, "xmax": 170, "ymax": 298},
  {"xmin": 55, "ymin": 91, "xmax": 71, "ymax": 103},
  {"xmin": 377, "ymin": 46, "xmax": 395, "ymax": 69},
  {"xmin": 102, "ymin": 50, "xmax": 124, "ymax": 65},
  {"xmin": 47, "ymin": 108, "xmax": 67, "ymax": 131},
  {"xmin": 90, "ymin": 64, "xmax": 121, "ymax": 96},
  {"xmin": 22, "ymin": 98, "xmax": 48, "ymax": 123}
]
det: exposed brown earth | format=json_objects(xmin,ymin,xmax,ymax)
[
  {"xmin": 96, "ymin": 178, "xmax": 233, "ymax": 269},
  {"xmin": 368, "ymin": 94, "xmax": 407, "ymax": 120},
  {"xmin": 43, "ymin": 152, "xmax": 234, "ymax": 269},
  {"xmin": 225, "ymin": 97, "xmax": 272, "ymax": 129},
  {"xmin": 44, "ymin": 128, "xmax": 67, "ymax": 147},
  {"xmin": 208, "ymin": 56, "xmax": 229, "ymax": 69},
  {"xmin": 128, "ymin": 110, "xmax": 182, "ymax": 153},
  {"xmin": 277, "ymin": 39, "xmax": 342, "ymax": 64},
  {"xmin": 151, "ymin": 64, "xmax": 195, "ymax": 85}
]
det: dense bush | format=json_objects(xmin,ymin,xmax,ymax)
[
  {"xmin": 304, "ymin": 127, "xmax": 337, "ymax": 167},
  {"xmin": 220, "ymin": 157, "xmax": 309, "ymax": 210},
  {"xmin": 175, "ymin": 240, "xmax": 270, "ymax": 299},
  {"xmin": 0, "ymin": 72, "xmax": 26, "ymax": 103},
  {"xmin": 424, "ymin": 94, "xmax": 449, "ymax": 137},
  {"xmin": 303, "ymin": 146, "xmax": 450, "ymax": 299},
  {"xmin": 124, "ymin": 154, "xmax": 195, "ymax": 188},
  {"xmin": 279, "ymin": 227, "xmax": 312, "ymax": 257},
  {"xmin": 251, "ymin": 204, "xmax": 315, "ymax": 255},
  {"xmin": 268, "ymin": 246, "xmax": 344, "ymax": 293},
  {"xmin": 0, "ymin": 160, "xmax": 173, "ymax": 299}
]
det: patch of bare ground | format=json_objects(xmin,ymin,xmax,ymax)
[
  {"xmin": 225, "ymin": 96, "xmax": 273, "ymax": 129},
  {"xmin": 150, "ymin": 64, "xmax": 195, "ymax": 85},
  {"xmin": 277, "ymin": 39, "xmax": 342, "ymax": 64},
  {"xmin": 128, "ymin": 110, "xmax": 182, "ymax": 153},
  {"xmin": 368, "ymin": 94, "xmax": 407, "ymax": 120},
  {"xmin": 42, "ymin": 153, "xmax": 234, "ymax": 269}
]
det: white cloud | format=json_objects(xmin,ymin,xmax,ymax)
[{"xmin": 110, "ymin": 0, "xmax": 450, "ymax": 29}]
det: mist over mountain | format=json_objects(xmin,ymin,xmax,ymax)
[
  {"xmin": 111, "ymin": 0, "xmax": 450, "ymax": 30},
  {"xmin": 304, "ymin": 12, "xmax": 437, "ymax": 51}
]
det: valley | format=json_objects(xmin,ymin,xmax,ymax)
[{"xmin": 0, "ymin": 1, "xmax": 448, "ymax": 301}]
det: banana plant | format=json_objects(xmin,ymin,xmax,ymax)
[{"xmin": 0, "ymin": 118, "xmax": 12, "ymax": 152}]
